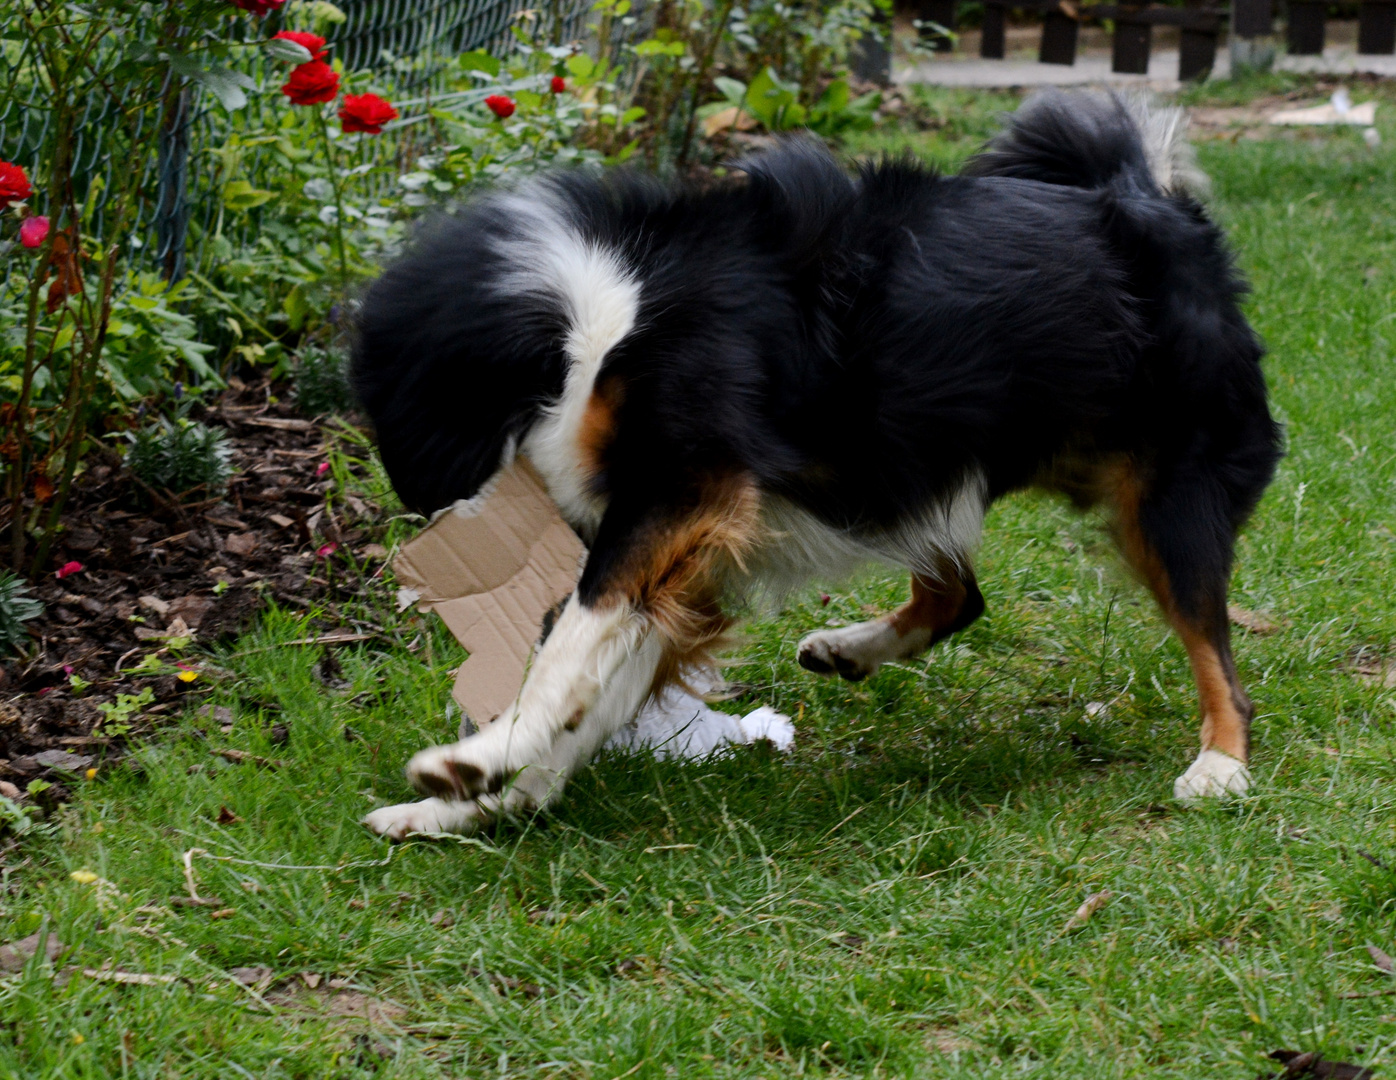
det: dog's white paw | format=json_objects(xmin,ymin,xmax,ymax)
[
  {"xmin": 1174, "ymin": 748, "xmax": 1251, "ymax": 801},
  {"xmin": 405, "ymin": 728, "xmax": 516, "ymax": 801},
  {"xmin": 797, "ymin": 622, "xmax": 902, "ymax": 682},
  {"xmin": 362, "ymin": 798, "xmax": 483, "ymax": 841}
]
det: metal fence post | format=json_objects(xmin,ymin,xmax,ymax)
[{"xmin": 155, "ymin": 79, "xmax": 192, "ymax": 283}]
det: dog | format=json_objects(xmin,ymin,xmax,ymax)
[{"xmin": 353, "ymin": 91, "xmax": 1281, "ymax": 840}]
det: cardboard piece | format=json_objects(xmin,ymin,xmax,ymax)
[
  {"xmin": 393, "ymin": 458, "xmax": 797, "ymax": 759},
  {"xmin": 1270, "ymin": 100, "xmax": 1377, "ymax": 126},
  {"xmin": 393, "ymin": 458, "xmax": 586, "ymax": 726}
]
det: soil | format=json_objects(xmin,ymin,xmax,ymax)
[{"xmin": 0, "ymin": 380, "xmax": 388, "ymax": 809}]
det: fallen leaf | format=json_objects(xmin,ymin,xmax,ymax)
[
  {"xmin": 167, "ymin": 596, "xmax": 214, "ymax": 629},
  {"xmin": 137, "ymin": 595, "xmax": 170, "ymax": 617},
  {"xmin": 216, "ymin": 805, "xmax": 241, "ymax": 825},
  {"xmin": 1229, "ymin": 605, "xmax": 1288, "ymax": 635},
  {"xmin": 1368, "ymin": 943, "xmax": 1395, "ymax": 974},
  {"xmin": 0, "ymin": 930, "xmax": 65, "ymax": 973},
  {"xmin": 832, "ymin": 932, "xmax": 866, "ymax": 951},
  {"xmin": 242, "ymin": 416, "xmax": 314, "ymax": 432},
  {"xmin": 300, "ymin": 971, "xmax": 322, "ymax": 989},
  {"xmin": 170, "ymin": 896, "xmax": 225, "ymax": 908},
  {"xmin": 702, "ymin": 105, "xmax": 760, "ymax": 137},
  {"xmin": 1063, "ymin": 889, "xmax": 1113, "ymax": 932},
  {"xmin": 224, "ymin": 533, "xmax": 259, "ymax": 557},
  {"xmin": 0, "ymin": 780, "xmax": 21, "ymax": 800},
  {"xmin": 268, "ymin": 513, "xmax": 296, "ymax": 528},
  {"xmin": 34, "ymin": 749, "xmax": 94, "ymax": 773},
  {"xmin": 360, "ymin": 543, "xmax": 389, "ymax": 560},
  {"xmin": 209, "ymin": 908, "xmax": 236, "ymax": 920},
  {"xmin": 229, "ymin": 965, "xmax": 275, "ymax": 989}
]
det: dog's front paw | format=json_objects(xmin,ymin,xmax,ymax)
[
  {"xmin": 1174, "ymin": 748, "xmax": 1251, "ymax": 801},
  {"xmin": 362, "ymin": 797, "xmax": 483, "ymax": 841},
  {"xmin": 405, "ymin": 734, "xmax": 513, "ymax": 801},
  {"xmin": 797, "ymin": 625, "xmax": 891, "ymax": 682}
]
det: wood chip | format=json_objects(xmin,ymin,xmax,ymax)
[
  {"xmin": 209, "ymin": 908, "xmax": 237, "ymax": 920},
  {"xmin": 138, "ymin": 595, "xmax": 170, "ymax": 617},
  {"xmin": 301, "ymin": 971, "xmax": 322, "ymax": 989},
  {"xmin": 83, "ymin": 968, "xmax": 177, "ymax": 986},
  {"xmin": 1368, "ymin": 943, "xmax": 1395, "ymax": 974},
  {"xmin": 224, "ymin": 532, "xmax": 259, "ymax": 557},
  {"xmin": 268, "ymin": 514, "xmax": 296, "ymax": 528},
  {"xmin": 242, "ymin": 416, "xmax": 314, "ymax": 431}
]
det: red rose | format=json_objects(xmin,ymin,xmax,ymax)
[
  {"xmin": 19, "ymin": 216, "xmax": 48, "ymax": 249},
  {"xmin": 550, "ymin": 76, "xmax": 566, "ymax": 94},
  {"xmin": 273, "ymin": 30, "xmax": 327, "ymax": 61},
  {"xmin": 0, "ymin": 161, "xmax": 32, "ymax": 204},
  {"xmin": 484, "ymin": 95, "xmax": 516, "ymax": 119},
  {"xmin": 230, "ymin": 0, "xmax": 286, "ymax": 15},
  {"xmin": 281, "ymin": 61, "xmax": 340, "ymax": 106},
  {"xmin": 338, "ymin": 93, "xmax": 399, "ymax": 134}
]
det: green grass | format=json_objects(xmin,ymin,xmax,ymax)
[{"xmin": 4, "ymin": 93, "xmax": 1396, "ymax": 1078}]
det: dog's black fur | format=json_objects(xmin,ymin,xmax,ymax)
[{"xmin": 355, "ymin": 93, "xmax": 1281, "ymax": 759}]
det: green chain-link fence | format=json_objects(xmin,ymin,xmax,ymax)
[{"xmin": 0, "ymin": 0, "xmax": 588, "ymax": 286}]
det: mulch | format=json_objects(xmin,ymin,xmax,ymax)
[{"xmin": 0, "ymin": 380, "xmax": 389, "ymax": 809}]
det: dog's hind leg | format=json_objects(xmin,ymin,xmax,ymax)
[
  {"xmin": 798, "ymin": 565, "xmax": 985, "ymax": 682},
  {"xmin": 1109, "ymin": 462, "xmax": 1256, "ymax": 799}
]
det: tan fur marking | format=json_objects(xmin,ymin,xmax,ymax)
[
  {"xmin": 576, "ymin": 375, "xmax": 624, "ymax": 482},
  {"xmin": 1106, "ymin": 461, "xmax": 1251, "ymax": 763},
  {"xmin": 597, "ymin": 474, "xmax": 762, "ymax": 699},
  {"xmin": 886, "ymin": 572, "xmax": 969, "ymax": 639}
]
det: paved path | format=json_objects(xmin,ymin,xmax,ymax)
[{"xmin": 898, "ymin": 45, "xmax": 1396, "ymax": 91}]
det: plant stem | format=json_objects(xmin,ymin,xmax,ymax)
[{"xmin": 314, "ymin": 107, "xmax": 350, "ymax": 290}]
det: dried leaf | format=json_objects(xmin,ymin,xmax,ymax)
[
  {"xmin": 229, "ymin": 965, "xmax": 274, "ymax": 988},
  {"xmin": 1368, "ymin": 943, "xmax": 1395, "ymax": 974},
  {"xmin": 216, "ymin": 805, "xmax": 241, "ymax": 826},
  {"xmin": 1063, "ymin": 890, "xmax": 1113, "ymax": 932},
  {"xmin": 209, "ymin": 908, "xmax": 236, "ymax": 920},
  {"xmin": 1229, "ymin": 605, "xmax": 1288, "ymax": 635},
  {"xmin": 170, "ymin": 896, "xmax": 225, "ymax": 908},
  {"xmin": 300, "ymin": 971, "xmax": 322, "ymax": 989},
  {"xmin": 213, "ymin": 749, "xmax": 285, "ymax": 769}
]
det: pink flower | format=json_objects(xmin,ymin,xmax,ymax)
[
  {"xmin": 63, "ymin": 665, "xmax": 74, "ymax": 675},
  {"xmin": 484, "ymin": 95, "xmax": 516, "ymax": 119},
  {"xmin": 19, "ymin": 216, "xmax": 48, "ymax": 249},
  {"xmin": 316, "ymin": 542, "xmax": 338, "ymax": 558},
  {"xmin": 316, "ymin": 461, "xmax": 331, "ymax": 477},
  {"xmin": 55, "ymin": 560, "xmax": 83, "ymax": 579},
  {"xmin": 550, "ymin": 76, "xmax": 566, "ymax": 94}
]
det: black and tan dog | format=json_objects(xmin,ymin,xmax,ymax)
[{"xmin": 353, "ymin": 91, "xmax": 1281, "ymax": 839}]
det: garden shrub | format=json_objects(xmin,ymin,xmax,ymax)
[
  {"xmin": 0, "ymin": 571, "xmax": 42, "ymax": 655},
  {"xmin": 292, "ymin": 345, "xmax": 356, "ymax": 416},
  {"xmin": 125, "ymin": 414, "xmax": 234, "ymax": 501}
]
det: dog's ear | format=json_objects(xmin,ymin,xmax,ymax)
[
  {"xmin": 352, "ymin": 211, "xmax": 569, "ymax": 516},
  {"xmin": 730, "ymin": 136, "xmax": 855, "ymax": 262}
]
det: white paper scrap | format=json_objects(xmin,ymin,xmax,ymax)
[{"xmin": 604, "ymin": 674, "xmax": 795, "ymax": 760}]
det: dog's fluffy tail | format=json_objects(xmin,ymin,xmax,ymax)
[{"xmin": 962, "ymin": 90, "xmax": 1209, "ymax": 199}]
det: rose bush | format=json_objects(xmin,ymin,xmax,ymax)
[{"xmin": 338, "ymin": 93, "xmax": 398, "ymax": 134}]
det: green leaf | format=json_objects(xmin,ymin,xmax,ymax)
[
  {"xmin": 174, "ymin": 60, "xmax": 257, "ymax": 112},
  {"xmin": 565, "ymin": 52, "xmax": 596, "ymax": 78},
  {"xmin": 634, "ymin": 38, "xmax": 685, "ymax": 57},
  {"xmin": 265, "ymin": 37, "xmax": 313, "ymax": 63},
  {"xmin": 515, "ymin": 89, "xmax": 543, "ymax": 109},
  {"xmin": 223, "ymin": 179, "xmax": 276, "ymax": 212},
  {"xmin": 458, "ymin": 50, "xmax": 500, "ymax": 77},
  {"xmin": 283, "ymin": 285, "xmax": 310, "ymax": 332},
  {"xmin": 619, "ymin": 106, "xmax": 647, "ymax": 126},
  {"xmin": 714, "ymin": 77, "xmax": 748, "ymax": 106}
]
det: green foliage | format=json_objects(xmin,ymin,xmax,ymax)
[
  {"xmin": 0, "ymin": 571, "xmax": 42, "ymax": 655},
  {"xmin": 292, "ymin": 346, "xmax": 356, "ymax": 416},
  {"xmin": 125, "ymin": 412, "xmax": 233, "ymax": 500},
  {"xmin": 94, "ymin": 687, "xmax": 155, "ymax": 738}
]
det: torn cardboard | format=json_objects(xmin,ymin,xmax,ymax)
[
  {"xmin": 393, "ymin": 457, "xmax": 797, "ymax": 758},
  {"xmin": 393, "ymin": 458, "xmax": 585, "ymax": 727}
]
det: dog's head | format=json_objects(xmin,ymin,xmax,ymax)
[{"xmin": 352, "ymin": 197, "xmax": 573, "ymax": 517}]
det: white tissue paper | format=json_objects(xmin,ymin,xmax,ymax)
[{"xmin": 603, "ymin": 669, "xmax": 796, "ymax": 760}]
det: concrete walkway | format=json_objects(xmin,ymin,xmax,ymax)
[{"xmin": 898, "ymin": 44, "xmax": 1396, "ymax": 91}]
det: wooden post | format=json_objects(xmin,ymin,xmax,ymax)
[
  {"xmin": 851, "ymin": 7, "xmax": 893, "ymax": 84},
  {"xmin": 1179, "ymin": 23, "xmax": 1219, "ymax": 78},
  {"xmin": 1112, "ymin": 17, "xmax": 1152, "ymax": 72},
  {"xmin": 1358, "ymin": 0, "xmax": 1396, "ymax": 53},
  {"xmin": 1230, "ymin": 0, "xmax": 1274, "ymax": 69},
  {"xmin": 917, "ymin": 0, "xmax": 958, "ymax": 51},
  {"xmin": 1286, "ymin": 1, "xmax": 1326, "ymax": 53},
  {"xmin": 981, "ymin": 0, "xmax": 1007, "ymax": 56},
  {"xmin": 1040, "ymin": 6, "xmax": 1079, "ymax": 63}
]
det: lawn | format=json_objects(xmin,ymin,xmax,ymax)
[{"xmin": 3, "ymin": 83, "xmax": 1396, "ymax": 1079}]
